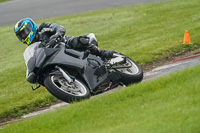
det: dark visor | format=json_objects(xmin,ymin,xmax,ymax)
[{"xmin": 16, "ymin": 23, "xmax": 32, "ymax": 41}]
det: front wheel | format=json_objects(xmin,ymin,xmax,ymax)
[
  {"xmin": 116, "ymin": 56, "xmax": 143, "ymax": 86},
  {"xmin": 44, "ymin": 75, "xmax": 90, "ymax": 103}
]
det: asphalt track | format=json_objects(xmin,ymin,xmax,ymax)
[{"xmin": 0, "ymin": 0, "xmax": 167, "ymax": 26}]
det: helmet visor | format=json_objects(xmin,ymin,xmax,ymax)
[{"xmin": 16, "ymin": 22, "xmax": 32, "ymax": 42}]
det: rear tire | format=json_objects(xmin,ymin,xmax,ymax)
[
  {"xmin": 116, "ymin": 57, "xmax": 143, "ymax": 86},
  {"xmin": 44, "ymin": 75, "xmax": 90, "ymax": 103}
]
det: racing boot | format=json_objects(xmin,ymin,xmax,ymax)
[
  {"xmin": 87, "ymin": 44, "xmax": 114, "ymax": 59},
  {"xmin": 99, "ymin": 50, "xmax": 114, "ymax": 59}
]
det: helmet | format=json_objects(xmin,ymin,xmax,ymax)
[{"xmin": 14, "ymin": 18, "xmax": 38, "ymax": 45}]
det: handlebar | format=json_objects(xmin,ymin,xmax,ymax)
[{"xmin": 45, "ymin": 37, "xmax": 63, "ymax": 48}]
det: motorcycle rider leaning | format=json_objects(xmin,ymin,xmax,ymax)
[{"xmin": 14, "ymin": 18, "xmax": 114, "ymax": 60}]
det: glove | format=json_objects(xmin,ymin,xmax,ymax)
[
  {"xmin": 48, "ymin": 38, "xmax": 57, "ymax": 47},
  {"xmin": 50, "ymin": 33, "xmax": 62, "ymax": 40}
]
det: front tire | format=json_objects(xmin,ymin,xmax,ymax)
[{"xmin": 44, "ymin": 75, "xmax": 90, "ymax": 103}]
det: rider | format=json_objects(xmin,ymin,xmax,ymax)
[{"xmin": 14, "ymin": 18, "xmax": 114, "ymax": 60}]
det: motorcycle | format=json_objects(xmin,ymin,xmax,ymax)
[{"xmin": 25, "ymin": 38, "xmax": 143, "ymax": 103}]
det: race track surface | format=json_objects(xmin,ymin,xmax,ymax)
[{"xmin": 0, "ymin": 0, "xmax": 167, "ymax": 26}]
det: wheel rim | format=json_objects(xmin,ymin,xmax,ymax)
[
  {"xmin": 51, "ymin": 75, "xmax": 87, "ymax": 96},
  {"xmin": 117, "ymin": 59, "xmax": 139, "ymax": 75}
]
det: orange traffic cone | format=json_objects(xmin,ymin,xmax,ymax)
[{"xmin": 183, "ymin": 30, "xmax": 192, "ymax": 44}]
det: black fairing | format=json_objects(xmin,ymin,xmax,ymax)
[
  {"xmin": 27, "ymin": 47, "xmax": 121, "ymax": 92},
  {"xmin": 26, "ymin": 48, "xmax": 59, "ymax": 83},
  {"xmin": 27, "ymin": 48, "xmax": 59, "ymax": 73}
]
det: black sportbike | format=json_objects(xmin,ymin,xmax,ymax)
[{"xmin": 26, "ymin": 40, "xmax": 143, "ymax": 103}]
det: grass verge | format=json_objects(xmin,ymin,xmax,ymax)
[
  {"xmin": 0, "ymin": 0, "xmax": 200, "ymax": 122},
  {"xmin": 1, "ymin": 65, "xmax": 200, "ymax": 133},
  {"xmin": 0, "ymin": 0, "xmax": 9, "ymax": 2}
]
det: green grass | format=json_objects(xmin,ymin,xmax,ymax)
[
  {"xmin": 1, "ymin": 0, "xmax": 200, "ymax": 122},
  {"xmin": 1, "ymin": 65, "xmax": 200, "ymax": 133},
  {"xmin": 0, "ymin": 0, "xmax": 9, "ymax": 2}
]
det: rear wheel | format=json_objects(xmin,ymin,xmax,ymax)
[
  {"xmin": 116, "ymin": 57, "xmax": 143, "ymax": 86},
  {"xmin": 44, "ymin": 75, "xmax": 90, "ymax": 103}
]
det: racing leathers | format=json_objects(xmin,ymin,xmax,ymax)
[{"xmin": 32, "ymin": 22, "xmax": 114, "ymax": 59}]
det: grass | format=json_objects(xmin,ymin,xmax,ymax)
[
  {"xmin": 0, "ymin": 0, "xmax": 200, "ymax": 122},
  {"xmin": 0, "ymin": 0, "xmax": 9, "ymax": 3},
  {"xmin": 1, "ymin": 65, "xmax": 200, "ymax": 133}
]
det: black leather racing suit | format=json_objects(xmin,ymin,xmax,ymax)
[{"xmin": 34, "ymin": 22, "xmax": 113, "ymax": 58}]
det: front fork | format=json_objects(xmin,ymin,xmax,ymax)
[
  {"xmin": 32, "ymin": 66, "xmax": 74, "ymax": 91},
  {"xmin": 55, "ymin": 66, "xmax": 74, "ymax": 84}
]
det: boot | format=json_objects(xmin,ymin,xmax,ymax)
[{"xmin": 100, "ymin": 50, "xmax": 114, "ymax": 59}]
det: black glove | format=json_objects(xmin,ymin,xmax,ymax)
[
  {"xmin": 50, "ymin": 33, "xmax": 62, "ymax": 40},
  {"xmin": 48, "ymin": 38, "xmax": 57, "ymax": 47}
]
